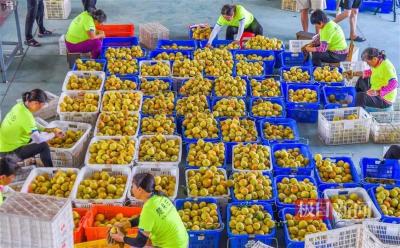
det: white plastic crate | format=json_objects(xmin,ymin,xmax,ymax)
[
  {"xmin": 36, "ymin": 118, "xmax": 92, "ymax": 168},
  {"xmin": 185, "ymin": 168, "xmax": 230, "ymax": 199},
  {"xmin": 44, "ymin": 0, "xmax": 71, "ymax": 19},
  {"xmin": 340, "ymin": 61, "xmax": 369, "ymax": 87},
  {"xmin": 62, "ymin": 71, "xmax": 105, "ymax": 93},
  {"xmin": 318, "ymin": 107, "xmax": 372, "ymax": 145},
  {"xmin": 100, "ymin": 90, "xmax": 143, "ymax": 113},
  {"xmin": 139, "ymin": 22, "xmax": 169, "ymax": 49},
  {"xmin": 14, "ymin": 165, "xmax": 36, "ymax": 183},
  {"xmin": 127, "ymin": 165, "xmax": 179, "ymax": 203},
  {"xmin": 135, "ymin": 135, "xmax": 182, "ymax": 166},
  {"xmin": 305, "ymin": 224, "xmax": 362, "ymax": 248},
  {"xmin": 94, "ymin": 111, "xmax": 140, "ymax": 138},
  {"xmin": 288, "ymin": 40, "xmax": 312, "ymax": 53},
  {"xmin": 362, "ymin": 221, "xmax": 400, "ymax": 248},
  {"xmin": 84, "ymin": 136, "xmax": 137, "ymax": 167},
  {"xmin": 20, "ymin": 167, "xmax": 80, "ymax": 198},
  {"xmin": 71, "ymin": 166, "xmax": 132, "ymax": 208},
  {"xmin": 393, "ymin": 94, "xmax": 400, "ymax": 111},
  {"xmin": 59, "ymin": 35, "xmax": 66, "ymax": 55},
  {"xmin": 57, "ymin": 91, "xmax": 101, "ymax": 125},
  {"xmin": 0, "ymin": 192, "xmax": 73, "ymax": 248},
  {"xmin": 370, "ymin": 111, "xmax": 400, "ymax": 143},
  {"xmin": 231, "ymin": 143, "xmax": 272, "ymax": 173},
  {"xmin": 17, "ymin": 91, "xmax": 59, "ymax": 120},
  {"xmin": 323, "ymin": 187, "xmax": 381, "ymax": 228},
  {"xmin": 139, "ymin": 60, "xmax": 171, "ymax": 78}
]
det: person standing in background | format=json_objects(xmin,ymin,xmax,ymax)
[
  {"xmin": 334, "ymin": 0, "xmax": 366, "ymax": 42},
  {"xmin": 25, "ymin": 0, "xmax": 53, "ymax": 47},
  {"xmin": 296, "ymin": 0, "xmax": 326, "ymax": 32},
  {"xmin": 82, "ymin": 0, "xmax": 97, "ymax": 12}
]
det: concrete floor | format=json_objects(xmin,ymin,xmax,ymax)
[{"xmin": 0, "ymin": 0, "xmax": 399, "ymax": 246}]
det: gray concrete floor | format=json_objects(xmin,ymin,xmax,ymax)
[{"xmin": 0, "ymin": 0, "xmax": 399, "ymax": 246}]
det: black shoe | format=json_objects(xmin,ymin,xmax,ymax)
[
  {"xmin": 24, "ymin": 38, "xmax": 41, "ymax": 47},
  {"xmin": 348, "ymin": 36, "xmax": 366, "ymax": 42},
  {"xmin": 38, "ymin": 30, "xmax": 53, "ymax": 37}
]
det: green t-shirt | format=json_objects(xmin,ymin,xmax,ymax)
[
  {"xmin": 0, "ymin": 103, "xmax": 37, "ymax": 152},
  {"xmin": 371, "ymin": 59, "xmax": 398, "ymax": 102},
  {"xmin": 217, "ymin": 5, "xmax": 254, "ymax": 28},
  {"xmin": 320, "ymin": 21, "xmax": 347, "ymax": 51},
  {"xmin": 66, "ymin": 11, "xmax": 95, "ymax": 44},
  {"xmin": 138, "ymin": 195, "xmax": 188, "ymax": 248}
]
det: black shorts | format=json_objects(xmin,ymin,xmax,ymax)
[{"xmin": 340, "ymin": 0, "xmax": 362, "ymax": 9}]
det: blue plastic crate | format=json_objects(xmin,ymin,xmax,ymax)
[
  {"xmin": 322, "ymin": 86, "xmax": 356, "ymax": 109},
  {"xmin": 138, "ymin": 77, "xmax": 173, "ymax": 95},
  {"xmin": 233, "ymin": 60, "xmax": 274, "ymax": 77},
  {"xmin": 149, "ymin": 49, "xmax": 193, "ymax": 61},
  {"xmin": 141, "ymin": 93, "xmax": 176, "ymax": 115},
  {"xmin": 273, "ymin": 175, "xmax": 319, "ymax": 209},
  {"xmin": 360, "ymin": 158, "xmax": 400, "ymax": 190},
  {"xmin": 104, "ymin": 75, "xmax": 139, "ymax": 91},
  {"xmin": 230, "ymin": 172, "xmax": 276, "ymax": 204},
  {"xmin": 100, "ymin": 46, "xmax": 147, "ymax": 60},
  {"xmin": 105, "ymin": 58, "xmax": 142, "ymax": 77},
  {"xmin": 286, "ymin": 84, "xmax": 320, "ymax": 109},
  {"xmin": 156, "ymin": 39, "xmax": 197, "ymax": 50},
  {"xmin": 188, "ymin": 26, "xmax": 217, "ymax": 41},
  {"xmin": 182, "ymin": 114, "xmax": 221, "ymax": 144},
  {"xmin": 368, "ymin": 185, "xmax": 400, "ymax": 224},
  {"xmin": 197, "ymin": 39, "xmax": 238, "ymax": 49},
  {"xmin": 178, "ymin": 77, "xmax": 214, "ymax": 97},
  {"xmin": 360, "ymin": 0, "xmax": 393, "ymax": 13},
  {"xmin": 227, "ymin": 201, "xmax": 276, "ymax": 248},
  {"xmin": 249, "ymin": 97, "xmax": 286, "ymax": 120},
  {"xmin": 212, "ymin": 76, "xmax": 248, "ymax": 97},
  {"xmin": 280, "ymin": 66, "xmax": 313, "ymax": 84},
  {"xmin": 280, "ymin": 207, "xmax": 332, "ymax": 248},
  {"xmin": 248, "ymin": 76, "xmax": 284, "ymax": 99},
  {"xmin": 175, "ymin": 198, "xmax": 224, "ymax": 248},
  {"xmin": 102, "ymin": 37, "xmax": 139, "ymax": 47},
  {"xmin": 72, "ymin": 59, "xmax": 107, "ymax": 72},
  {"xmin": 280, "ymin": 51, "xmax": 312, "ymax": 67},
  {"xmin": 211, "ymin": 97, "xmax": 248, "ymax": 118},
  {"xmin": 286, "ymin": 106, "xmax": 319, "ymax": 123},
  {"xmin": 271, "ymin": 143, "xmax": 314, "ymax": 176},
  {"xmin": 314, "ymin": 157, "xmax": 361, "ymax": 191},
  {"xmin": 312, "ymin": 66, "xmax": 345, "ymax": 86},
  {"xmin": 233, "ymin": 50, "xmax": 275, "ymax": 75},
  {"xmin": 258, "ymin": 118, "xmax": 300, "ymax": 144},
  {"xmin": 185, "ymin": 141, "xmax": 227, "ymax": 169},
  {"xmin": 139, "ymin": 114, "xmax": 178, "ymax": 135},
  {"xmin": 218, "ymin": 116, "xmax": 259, "ymax": 164}
]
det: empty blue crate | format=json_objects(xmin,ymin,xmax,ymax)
[
  {"xmin": 280, "ymin": 66, "xmax": 313, "ymax": 84},
  {"xmin": 227, "ymin": 201, "xmax": 276, "ymax": 248},
  {"xmin": 273, "ymin": 175, "xmax": 319, "ymax": 209},
  {"xmin": 314, "ymin": 156, "xmax": 361, "ymax": 191},
  {"xmin": 280, "ymin": 207, "xmax": 332, "ymax": 248},
  {"xmin": 258, "ymin": 118, "xmax": 300, "ymax": 145},
  {"xmin": 185, "ymin": 141, "xmax": 227, "ymax": 169},
  {"xmin": 139, "ymin": 77, "xmax": 173, "ymax": 95},
  {"xmin": 102, "ymin": 37, "xmax": 139, "ymax": 47},
  {"xmin": 322, "ymin": 86, "xmax": 356, "ymax": 109},
  {"xmin": 149, "ymin": 49, "xmax": 193, "ymax": 61},
  {"xmin": 249, "ymin": 97, "xmax": 286, "ymax": 119},
  {"xmin": 360, "ymin": 157, "xmax": 400, "ymax": 190},
  {"xmin": 360, "ymin": 0, "xmax": 393, "ymax": 13},
  {"xmin": 280, "ymin": 51, "xmax": 311, "ymax": 67},
  {"xmin": 271, "ymin": 143, "xmax": 314, "ymax": 175},
  {"xmin": 211, "ymin": 97, "xmax": 248, "ymax": 118},
  {"xmin": 156, "ymin": 39, "xmax": 197, "ymax": 50},
  {"xmin": 312, "ymin": 66, "xmax": 345, "ymax": 86},
  {"xmin": 175, "ymin": 198, "xmax": 224, "ymax": 248},
  {"xmin": 72, "ymin": 59, "xmax": 106, "ymax": 72},
  {"xmin": 369, "ymin": 185, "xmax": 400, "ymax": 223}
]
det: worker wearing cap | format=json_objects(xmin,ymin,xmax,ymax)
[{"xmin": 207, "ymin": 4, "xmax": 263, "ymax": 46}]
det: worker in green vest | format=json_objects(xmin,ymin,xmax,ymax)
[{"xmin": 207, "ymin": 4, "xmax": 263, "ymax": 46}]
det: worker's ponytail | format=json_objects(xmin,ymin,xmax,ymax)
[
  {"xmin": 132, "ymin": 173, "xmax": 167, "ymax": 197},
  {"xmin": 361, "ymin": 47, "xmax": 386, "ymax": 61},
  {"xmin": 90, "ymin": 9, "xmax": 107, "ymax": 23},
  {"xmin": 221, "ymin": 4, "xmax": 236, "ymax": 16},
  {"xmin": 22, "ymin": 89, "xmax": 48, "ymax": 103}
]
